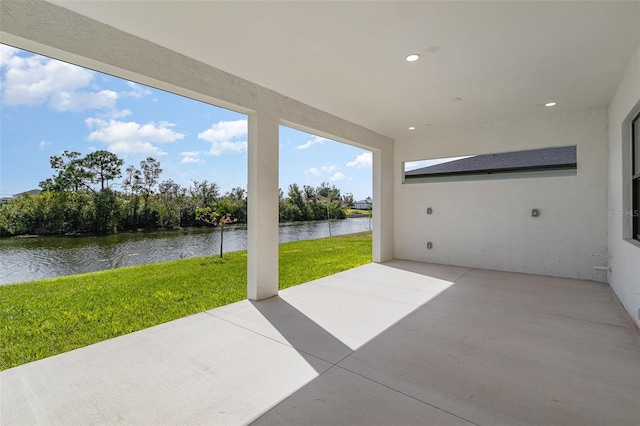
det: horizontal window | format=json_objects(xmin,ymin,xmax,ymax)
[{"xmin": 404, "ymin": 146, "xmax": 577, "ymax": 183}]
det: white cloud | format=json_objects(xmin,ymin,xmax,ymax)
[
  {"xmin": 0, "ymin": 45, "xmax": 19, "ymax": 70},
  {"xmin": 198, "ymin": 119, "xmax": 248, "ymax": 156},
  {"xmin": 198, "ymin": 119, "xmax": 246, "ymax": 142},
  {"xmin": 209, "ymin": 140, "xmax": 247, "ymax": 156},
  {"xmin": 322, "ymin": 165, "xmax": 339, "ymax": 173},
  {"xmin": 181, "ymin": 120, "xmax": 249, "ymax": 163},
  {"xmin": 48, "ymin": 89, "xmax": 119, "ymax": 112},
  {"xmin": 306, "ymin": 167, "xmax": 321, "ymax": 177},
  {"xmin": 85, "ymin": 118, "xmax": 184, "ymax": 156},
  {"xmin": 109, "ymin": 109, "xmax": 132, "ymax": 119},
  {"xmin": 181, "ymin": 157, "xmax": 201, "ymax": 164},
  {"xmin": 329, "ymin": 172, "xmax": 345, "ymax": 182},
  {"xmin": 0, "ymin": 50, "xmax": 153, "ymax": 114},
  {"xmin": 180, "ymin": 151, "xmax": 204, "ymax": 164},
  {"xmin": 306, "ymin": 164, "xmax": 343, "ymax": 179},
  {"xmin": 346, "ymin": 152, "xmax": 372, "ymax": 169},
  {"xmin": 1, "ymin": 49, "xmax": 120, "ymax": 111},
  {"xmin": 38, "ymin": 140, "xmax": 52, "ymax": 150},
  {"xmin": 297, "ymin": 136, "xmax": 327, "ymax": 150},
  {"xmin": 123, "ymin": 81, "xmax": 152, "ymax": 99}
]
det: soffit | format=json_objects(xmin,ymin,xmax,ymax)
[{"xmin": 52, "ymin": 1, "xmax": 640, "ymax": 140}]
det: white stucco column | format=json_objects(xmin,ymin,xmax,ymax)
[
  {"xmin": 247, "ymin": 111, "xmax": 280, "ymax": 300},
  {"xmin": 373, "ymin": 145, "xmax": 395, "ymax": 263}
]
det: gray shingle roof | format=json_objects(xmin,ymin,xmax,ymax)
[{"xmin": 405, "ymin": 146, "xmax": 576, "ymax": 177}]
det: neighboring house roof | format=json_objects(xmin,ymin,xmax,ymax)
[
  {"xmin": 405, "ymin": 146, "xmax": 577, "ymax": 178},
  {"xmin": 0, "ymin": 197, "xmax": 13, "ymax": 203},
  {"xmin": 355, "ymin": 199, "xmax": 372, "ymax": 204},
  {"xmin": 13, "ymin": 189, "xmax": 42, "ymax": 197}
]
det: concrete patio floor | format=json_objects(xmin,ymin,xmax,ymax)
[{"xmin": 1, "ymin": 260, "xmax": 638, "ymax": 425}]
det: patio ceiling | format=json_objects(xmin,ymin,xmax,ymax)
[{"xmin": 51, "ymin": 1, "xmax": 640, "ymax": 139}]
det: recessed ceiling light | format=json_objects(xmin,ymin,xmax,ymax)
[
  {"xmin": 545, "ymin": 102, "xmax": 557, "ymax": 107},
  {"xmin": 406, "ymin": 54, "xmax": 420, "ymax": 62},
  {"xmin": 408, "ymin": 126, "xmax": 416, "ymax": 130},
  {"xmin": 450, "ymin": 97, "xmax": 462, "ymax": 102}
]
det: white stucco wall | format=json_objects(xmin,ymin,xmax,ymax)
[
  {"xmin": 607, "ymin": 42, "xmax": 640, "ymax": 328},
  {"xmin": 395, "ymin": 107, "xmax": 609, "ymax": 283}
]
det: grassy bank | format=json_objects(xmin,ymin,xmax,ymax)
[
  {"xmin": 0, "ymin": 232, "xmax": 371, "ymax": 370},
  {"xmin": 345, "ymin": 208, "xmax": 372, "ymax": 216}
]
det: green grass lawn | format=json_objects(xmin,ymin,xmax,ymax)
[
  {"xmin": 0, "ymin": 232, "xmax": 371, "ymax": 371},
  {"xmin": 345, "ymin": 208, "xmax": 372, "ymax": 216}
]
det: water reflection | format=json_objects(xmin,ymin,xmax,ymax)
[{"xmin": 0, "ymin": 217, "xmax": 371, "ymax": 285}]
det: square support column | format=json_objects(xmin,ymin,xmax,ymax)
[
  {"xmin": 373, "ymin": 146, "xmax": 394, "ymax": 262},
  {"xmin": 247, "ymin": 112, "xmax": 280, "ymax": 300}
]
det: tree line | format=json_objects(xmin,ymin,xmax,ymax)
[{"xmin": 0, "ymin": 150, "xmax": 355, "ymax": 237}]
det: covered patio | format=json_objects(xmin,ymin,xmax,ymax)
[
  {"xmin": 2, "ymin": 261, "xmax": 638, "ymax": 424},
  {"xmin": 1, "ymin": 1, "xmax": 639, "ymax": 424}
]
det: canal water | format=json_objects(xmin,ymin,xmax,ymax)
[{"xmin": 0, "ymin": 217, "xmax": 371, "ymax": 286}]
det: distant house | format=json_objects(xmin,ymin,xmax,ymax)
[
  {"xmin": 1, "ymin": 190, "xmax": 42, "ymax": 203},
  {"xmin": 354, "ymin": 197, "xmax": 372, "ymax": 210},
  {"xmin": 405, "ymin": 146, "xmax": 577, "ymax": 179},
  {"xmin": 13, "ymin": 189, "xmax": 42, "ymax": 197}
]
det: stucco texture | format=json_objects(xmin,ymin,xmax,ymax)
[{"xmin": 395, "ymin": 107, "xmax": 609, "ymax": 283}]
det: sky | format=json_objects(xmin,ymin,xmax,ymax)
[
  {"xmin": 404, "ymin": 156, "xmax": 473, "ymax": 172},
  {"xmin": 0, "ymin": 45, "xmax": 373, "ymax": 201}
]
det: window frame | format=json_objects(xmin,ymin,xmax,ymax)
[
  {"xmin": 622, "ymin": 98, "xmax": 640, "ymax": 248},
  {"xmin": 402, "ymin": 146, "xmax": 577, "ymax": 184},
  {"xmin": 633, "ymin": 111, "xmax": 640, "ymax": 241}
]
